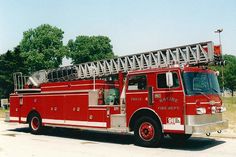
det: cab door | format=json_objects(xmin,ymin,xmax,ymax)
[
  {"xmin": 154, "ymin": 70, "xmax": 185, "ymax": 133},
  {"xmin": 126, "ymin": 74, "xmax": 149, "ymax": 122}
]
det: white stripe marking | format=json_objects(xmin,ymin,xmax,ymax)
[
  {"xmin": 10, "ymin": 117, "xmax": 18, "ymax": 121},
  {"xmin": 65, "ymin": 120, "xmax": 107, "ymax": 127},
  {"xmin": 126, "ymin": 92, "xmax": 148, "ymax": 95},
  {"xmin": 42, "ymin": 119, "xmax": 64, "ymax": 124},
  {"xmin": 10, "ymin": 117, "xmax": 27, "ymax": 121},
  {"xmin": 186, "ymin": 102, "xmax": 196, "ymax": 105},
  {"xmin": 163, "ymin": 124, "xmax": 184, "ymax": 131},
  {"xmin": 21, "ymin": 117, "xmax": 27, "ymax": 122},
  {"xmin": 42, "ymin": 83, "xmax": 119, "ymax": 89},
  {"xmin": 154, "ymin": 90, "xmax": 183, "ymax": 93},
  {"xmin": 200, "ymin": 102, "xmax": 221, "ymax": 105},
  {"xmin": 42, "ymin": 119, "xmax": 107, "ymax": 127}
]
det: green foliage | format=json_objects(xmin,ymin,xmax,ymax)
[
  {"xmin": 0, "ymin": 24, "xmax": 116, "ymax": 98},
  {"xmin": 223, "ymin": 55, "xmax": 236, "ymax": 96},
  {"xmin": 0, "ymin": 46, "xmax": 27, "ymax": 98},
  {"xmin": 20, "ymin": 24, "xmax": 66, "ymax": 73},
  {"xmin": 212, "ymin": 54, "xmax": 236, "ymax": 96},
  {"xmin": 67, "ymin": 36, "xmax": 114, "ymax": 64}
]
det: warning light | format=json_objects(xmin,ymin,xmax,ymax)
[{"xmin": 214, "ymin": 45, "xmax": 222, "ymax": 56}]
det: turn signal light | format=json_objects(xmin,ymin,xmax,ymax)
[
  {"xmin": 217, "ymin": 106, "xmax": 226, "ymax": 113},
  {"xmin": 196, "ymin": 107, "xmax": 206, "ymax": 115}
]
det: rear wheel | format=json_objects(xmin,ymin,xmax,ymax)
[
  {"xmin": 134, "ymin": 117, "xmax": 163, "ymax": 147},
  {"xmin": 169, "ymin": 133, "xmax": 192, "ymax": 142},
  {"xmin": 29, "ymin": 113, "xmax": 43, "ymax": 134}
]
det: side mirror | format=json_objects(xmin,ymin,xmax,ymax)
[
  {"xmin": 215, "ymin": 71, "xmax": 220, "ymax": 76},
  {"xmin": 166, "ymin": 72, "xmax": 173, "ymax": 88},
  {"xmin": 148, "ymin": 86, "xmax": 154, "ymax": 105}
]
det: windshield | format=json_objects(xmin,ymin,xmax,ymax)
[{"xmin": 183, "ymin": 72, "xmax": 220, "ymax": 95}]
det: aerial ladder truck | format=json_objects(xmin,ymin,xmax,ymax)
[{"xmin": 10, "ymin": 41, "xmax": 228, "ymax": 147}]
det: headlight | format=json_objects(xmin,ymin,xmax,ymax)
[
  {"xmin": 211, "ymin": 106, "xmax": 216, "ymax": 114},
  {"xmin": 196, "ymin": 107, "xmax": 206, "ymax": 115}
]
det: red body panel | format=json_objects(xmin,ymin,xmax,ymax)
[{"xmin": 185, "ymin": 94, "xmax": 222, "ymax": 115}]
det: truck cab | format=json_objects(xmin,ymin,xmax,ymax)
[{"xmin": 125, "ymin": 66, "xmax": 228, "ymax": 146}]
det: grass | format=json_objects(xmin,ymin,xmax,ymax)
[
  {"xmin": 222, "ymin": 97, "xmax": 236, "ymax": 133},
  {"xmin": 0, "ymin": 108, "xmax": 8, "ymax": 118}
]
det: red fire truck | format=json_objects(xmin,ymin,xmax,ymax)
[{"xmin": 10, "ymin": 41, "xmax": 228, "ymax": 147}]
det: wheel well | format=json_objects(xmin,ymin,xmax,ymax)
[
  {"xmin": 27, "ymin": 110, "xmax": 41, "ymax": 123},
  {"xmin": 129, "ymin": 109, "xmax": 162, "ymax": 131}
]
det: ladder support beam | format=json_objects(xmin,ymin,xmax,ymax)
[{"xmin": 22, "ymin": 41, "xmax": 222, "ymax": 85}]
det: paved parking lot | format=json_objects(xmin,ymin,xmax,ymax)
[{"xmin": 0, "ymin": 120, "xmax": 235, "ymax": 157}]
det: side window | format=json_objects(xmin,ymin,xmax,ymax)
[
  {"xmin": 128, "ymin": 75, "xmax": 147, "ymax": 90},
  {"xmin": 157, "ymin": 72, "xmax": 179, "ymax": 88}
]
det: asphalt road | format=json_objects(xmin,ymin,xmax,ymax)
[{"xmin": 0, "ymin": 120, "xmax": 235, "ymax": 157}]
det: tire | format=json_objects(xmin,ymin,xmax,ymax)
[
  {"xmin": 29, "ymin": 113, "xmax": 43, "ymax": 134},
  {"xmin": 169, "ymin": 133, "xmax": 192, "ymax": 142},
  {"xmin": 134, "ymin": 116, "xmax": 163, "ymax": 147}
]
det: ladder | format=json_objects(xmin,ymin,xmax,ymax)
[{"xmin": 14, "ymin": 41, "xmax": 223, "ymax": 89}]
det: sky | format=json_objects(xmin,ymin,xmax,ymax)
[{"xmin": 0, "ymin": 0, "xmax": 236, "ymax": 63}]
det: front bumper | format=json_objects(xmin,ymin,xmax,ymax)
[
  {"xmin": 185, "ymin": 120, "xmax": 228, "ymax": 134},
  {"xmin": 185, "ymin": 113, "xmax": 228, "ymax": 134}
]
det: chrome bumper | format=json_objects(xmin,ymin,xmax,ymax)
[
  {"xmin": 185, "ymin": 114, "xmax": 228, "ymax": 134},
  {"xmin": 185, "ymin": 120, "xmax": 228, "ymax": 134}
]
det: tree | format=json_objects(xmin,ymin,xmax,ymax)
[
  {"xmin": 0, "ymin": 25, "xmax": 117, "ymax": 98},
  {"xmin": 223, "ymin": 55, "xmax": 236, "ymax": 96},
  {"xmin": 20, "ymin": 24, "xmax": 66, "ymax": 73},
  {"xmin": 0, "ymin": 46, "xmax": 27, "ymax": 98},
  {"xmin": 212, "ymin": 54, "xmax": 236, "ymax": 96},
  {"xmin": 67, "ymin": 36, "xmax": 114, "ymax": 64}
]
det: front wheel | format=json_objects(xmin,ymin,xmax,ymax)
[
  {"xmin": 134, "ymin": 117, "xmax": 163, "ymax": 147},
  {"xmin": 29, "ymin": 113, "xmax": 43, "ymax": 134}
]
